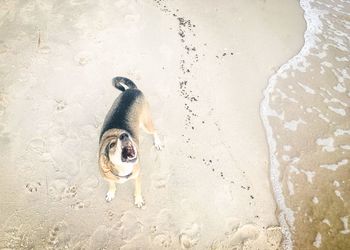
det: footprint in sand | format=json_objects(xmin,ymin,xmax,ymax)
[
  {"xmin": 120, "ymin": 211, "xmax": 144, "ymax": 242},
  {"xmin": 70, "ymin": 199, "xmax": 88, "ymax": 210},
  {"xmin": 64, "ymin": 185, "xmax": 77, "ymax": 198},
  {"xmin": 150, "ymin": 210, "xmax": 176, "ymax": 246},
  {"xmin": 48, "ymin": 179, "xmax": 67, "ymax": 200},
  {"xmin": 213, "ymin": 224, "xmax": 281, "ymax": 249},
  {"xmin": 153, "ymin": 232, "xmax": 174, "ymax": 248},
  {"xmin": 210, "ymin": 223, "xmax": 261, "ymax": 249},
  {"xmin": 86, "ymin": 225, "xmax": 109, "ymax": 250},
  {"xmin": 179, "ymin": 223, "xmax": 201, "ymax": 249},
  {"xmin": 106, "ymin": 209, "xmax": 115, "ymax": 221},
  {"xmin": 27, "ymin": 138, "xmax": 46, "ymax": 154},
  {"xmin": 152, "ymin": 209, "xmax": 175, "ymax": 232},
  {"xmin": 47, "ymin": 222, "xmax": 71, "ymax": 249},
  {"xmin": 25, "ymin": 181, "xmax": 42, "ymax": 193},
  {"xmin": 227, "ymin": 224, "xmax": 260, "ymax": 247},
  {"xmin": 55, "ymin": 100, "xmax": 67, "ymax": 111},
  {"xmin": 234, "ymin": 224, "xmax": 260, "ymax": 241},
  {"xmin": 48, "ymin": 180, "xmax": 77, "ymax": 201}
]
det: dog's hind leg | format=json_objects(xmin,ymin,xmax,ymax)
[{"xmin": 141, "ymin": 102, "xmax": 162, "ymax": 150}]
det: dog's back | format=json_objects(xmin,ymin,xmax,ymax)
[{"xmin": 100, "ymin": 77, "xmax": 145, "ymax": 141}]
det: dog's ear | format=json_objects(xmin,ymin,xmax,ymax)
[
  {"xmin": 99, "ymin": 154, "xmax": 111, "ymax": 173},
  {"xmin": 99, "ymin": 138, "xmax": 114, "ymax": 173}
]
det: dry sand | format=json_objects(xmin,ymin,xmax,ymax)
[{"xmin": 0, "ymin": 0, "xmax": 304, "ymax": 249}]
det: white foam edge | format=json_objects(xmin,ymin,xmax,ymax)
[{"xmin": 259, "ymin": 0, "xmax": 324, "ymax": 249}]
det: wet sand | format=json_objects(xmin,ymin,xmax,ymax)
[
  {"xmin": 0, "ymin": 0, "xmax": 304, "ymax": 249},
  {"xmin": 261, "ymin": 0, "xmax": 350, "ymax": 249}
]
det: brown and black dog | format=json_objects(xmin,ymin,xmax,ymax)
[{"xmin": 99, "ymin": 77, "xmax": 161, "ymax": 208}]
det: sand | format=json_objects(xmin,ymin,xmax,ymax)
[{"xmin": 0, "ymin": 0, "xmax": 304, "ymax": 249}]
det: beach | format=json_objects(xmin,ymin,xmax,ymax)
[{"xmin": 0, "ymin": 0, "xmax": 328, "ymax": 249}]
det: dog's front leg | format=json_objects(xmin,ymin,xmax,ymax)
[
  {"xmin": 134, "ymin": 175, "xmax": 144, "ymax": 208},
  {"xmin": 105, "ymin": 180, "xmax": 116, "ymax": 202}
]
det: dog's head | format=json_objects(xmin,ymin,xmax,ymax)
[
  {"xmin": 107, "ymin": 130, "xmax": 138, "ymax": 165},
  {"xmin": 100, "ymin": 129, "xmax": 139, "ymax": 176}
]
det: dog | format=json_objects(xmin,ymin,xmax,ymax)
[{"xmin": 98, "ymin": 77, "xmax": 161, "ymax": 208}]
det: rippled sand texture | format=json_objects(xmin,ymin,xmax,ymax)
[{"xmin": 262, "ymin": 0, "xmax": 350, "ymax": 249}]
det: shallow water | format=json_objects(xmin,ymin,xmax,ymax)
[{"xmin": 261, "ymin": 0, "xmax": 350, "ymax": 249}]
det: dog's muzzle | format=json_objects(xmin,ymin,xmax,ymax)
[
  {"xmin": 120, "ymin": 133, "xmax": 137, "ymax": 162},
  {"xmin": 122, "ymin": 144, "xmax": 136, "ymax": 161}
]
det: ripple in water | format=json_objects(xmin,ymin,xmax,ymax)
[{"xmin": 261, "ymin": 0, "xmax": 350, "ymax": 249}]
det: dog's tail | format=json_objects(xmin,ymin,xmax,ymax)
[{"xmin": 112, "ymin": 77, "xmax": 138, "ymax": 92}]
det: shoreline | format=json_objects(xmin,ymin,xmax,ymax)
[
  {"xmin": 261, "ymin": 0, "xmax": 350, "ymax": 248},
  {"xmin": 260, "ymin": 0, "xmax": 312, "ymax": 248}
]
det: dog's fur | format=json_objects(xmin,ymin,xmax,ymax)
[{"xmin": 99, "ymin": 77, "xmax": 161, "ymax": 207}]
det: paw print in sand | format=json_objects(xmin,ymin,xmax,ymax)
[
  {"xmin": 25, "ymin": 182, "xmax": 41, "ymax": 193},
  {"xmin": 55, "ymin": 100, "xmax": 67, "ymax": 111},
  {"xmin": 179, "ymin": 223, "xmax": 200, "ymax": 249}
]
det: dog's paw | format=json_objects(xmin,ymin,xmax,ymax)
[
  {"xmin": 105, "ymin": 191, "xmax": 115, "ymax": 202},
  {"xmin": 134, "ymin": 195, "xmax": 145, "ymax": 208},
  {"xmin": 153, "ymin": 134, "xmax": 162, "ymax": 150}
]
